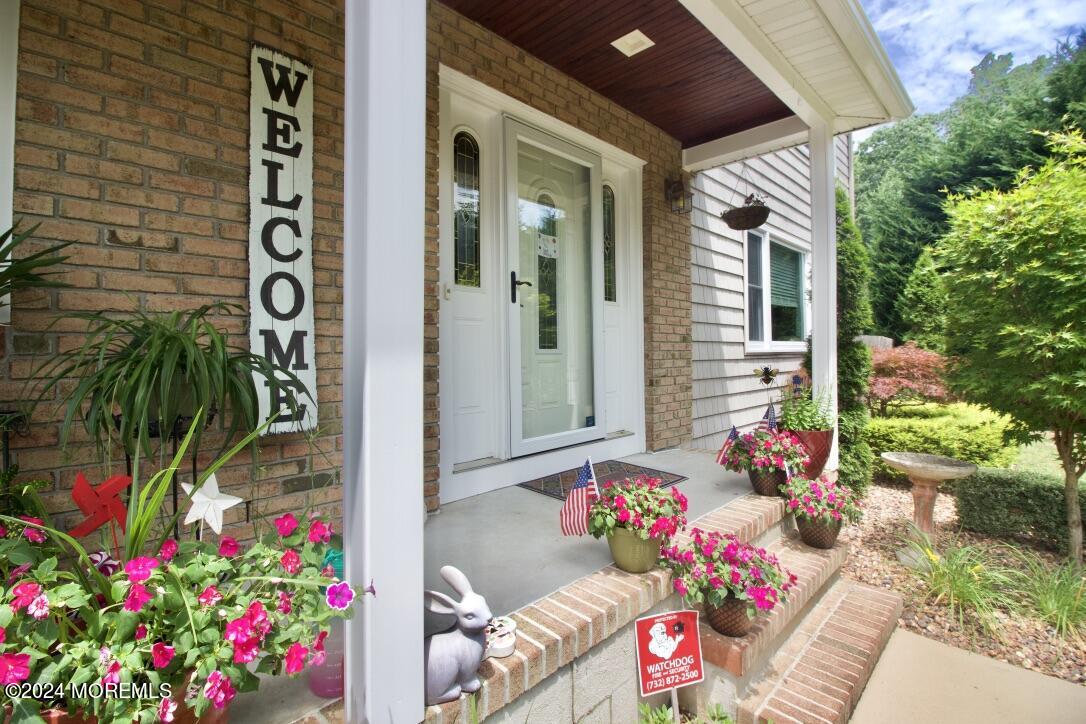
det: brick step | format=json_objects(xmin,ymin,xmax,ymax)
[
  {"xmin": 737, "ymin": 581, "xmax": 903, "ymax": 724},
  {"xmin": 680, "ymin": 493, "xmax": 786, "ymax": 548},
  {"xmin": 698, "ymin": 535, "xmax": 849, "ymax": 678}
]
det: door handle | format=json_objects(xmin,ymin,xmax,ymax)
[{"xmin": 511, "ymin": 271, "xmax": 532, "ymax": 303}]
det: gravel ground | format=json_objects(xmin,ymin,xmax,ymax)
[{"xmin": 839, "ymin": 484, "xmax": 1086, "ymax": 686}]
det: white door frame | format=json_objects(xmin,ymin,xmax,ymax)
[
  {"xmin": 504, "ymin": 116, "xmax": 606, "ymax": 457},
  {"xmin": 437, "ymin": 66, "xmax": 647, "ymax": 503}
]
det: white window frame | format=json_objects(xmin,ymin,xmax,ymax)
[
  {"xmin": 0, "ymin": 1, "xmax": 20, "ymax": 325},
  {"xmin": 744, "ymin": 229, "xmax": 810, "ymax": 354}
]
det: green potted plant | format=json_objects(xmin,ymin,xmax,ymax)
[
  {"xmin": 661, "ymin": 528, "xmax": 796, "ymax": 637},
  {"xmin": 0, "ymin": 414, "xmax": 370, "ymax": 723},
  {"xmin": 780, "ymin": 474, "xmax": 862, "ymax": 549},
  {"xmin": 779, "ymin": 383, "xmax": 835, "ymax": 478},
  {"xmin": 0, "ymin": 223, "xmax": 71, "ymax": 312},
  {"xmin": 587, "ymin": 478, "xmax": 688, "ymax": 573},
  {"xmin": 718, "ymin": 428, "xmax": 809, "ymax": 496},
  {"xmin": 33, "ymin": 302, "xmax": 309, "ymax": 470}
]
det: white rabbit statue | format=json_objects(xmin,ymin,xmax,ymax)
[{"xmin": 424, "ymin": 565, "xmax": 493, "ymax": 705}]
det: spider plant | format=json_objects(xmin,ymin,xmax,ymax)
[
  {"xmin": 33, "ymin": 302, "xmax": 310, "ymax": 468},
  {"xmin": 0, "ymin": 222, "xmax": 71, "ymax": 312}
]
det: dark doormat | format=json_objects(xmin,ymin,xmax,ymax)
[{"xmin": 517, "ymin": 460, "xmax": 687, "ymax": 501}]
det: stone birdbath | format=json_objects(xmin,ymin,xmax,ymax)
[{"xmin": 880, "ymin": 452, "xmax": 977, "ymax": 568}]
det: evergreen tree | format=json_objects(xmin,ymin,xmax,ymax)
[{"xmin": 897, "ymin": 248, "xmax": 948, "ymax": 352}]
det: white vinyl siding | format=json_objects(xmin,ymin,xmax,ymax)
[{"xmin": 690, "ymin": 134, "xmax": 851, "ymax": 449}]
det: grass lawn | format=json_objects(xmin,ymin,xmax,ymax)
[{"xmin": 1011, "ymin": 437, "xmax": 1066, "ymax": 478}]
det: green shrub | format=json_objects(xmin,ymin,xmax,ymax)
[
  {"xmin": 839, "ymin": 407, "xmax": 873, "ymax": 495},
  {"xmin": 865, "ymin": 403, "xmax": 1016, "ymax": 484},
  {"xmin": 957, "ymin": 468, "xmax": 1086, "ymax": 553}
]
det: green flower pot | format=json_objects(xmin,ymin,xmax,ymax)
[{"xmin": 607, "ymin": 527, "xmax": 662, "ymax": 573}]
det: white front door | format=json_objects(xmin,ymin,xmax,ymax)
[{"xmin": 505, "ymin": 118, "xmax": 605, "ymax": 457}]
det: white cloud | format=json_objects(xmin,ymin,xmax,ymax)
[{"xmin": 862, "ymin": 0, "xmax": 1086, "ymax": 113}]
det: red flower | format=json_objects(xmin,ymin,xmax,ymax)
[
  {"xmin": 281, "ymin": 549, "xmax": 302, "ymax": 574},
  {"xmin": 285, "ymin": 643, "xmax": 308, "ymax": 674},
  {"xmin": 277, "ymin": 591, "xmax": 294, "ymax": 614},
  {"xmin": 311, "ymin": 630, "xmax": 328, "ymax": 667},
  {"xmin": 307, "ymin": 520, "xmax": 332, "ymax": 544},
  {"xmin": 124, "ymin": 583, "xmax": 153, "ymax": 612},
  {"xmin": 203, "ymin": 671, "xmax": 236, "ymax": 709},
  {"xmin": 159, "ymin": 539, "xmax": 178, "ymax": 562},
  {"xmin": 102, "ymin": 660, "xmax": 121, "ymax": 686},
  {"xmin": 11, "ymin": 581, "xmax": 42, "ymax": 611},
  {"xmin": 151, "ymin": 642, "xmax": 175, "ymax": 669},
  {"xmin": 218, "ymin": 536, "xmax": 239, "ymax": 557},
  {"xmin": 0, "ymin": 653, "xmax": 30, "ymax": 685},
  {"xmin": 135, "ymin": 624, "xmax": 148, "ymax": 640},
  {"xmin": 18, "ymin": 516, "xmax": 45, "ymax": 543},
  {"xmin": 274, "ymin": 513, "xmax": 299, "ymax": 537},
  {"xmin": 124, "ymin": 556, "xmax": 159, "ymax": 584},
  {"xmin": 197, "ymin": 586, "xmax": 222, "ymax": 607}
]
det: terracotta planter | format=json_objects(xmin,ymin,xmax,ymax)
[
  {"xmin": 796, "ymin": 516, "xmax": 842, "ymax": 550},
  {"xmin": 789, "ymin": 429, "xmax": 833, "ymax": 479},
  {"xmin": 703, "ymin": 594, "xmax": 754, "ymax": 637},
  {"xmin": 747, "ymin": 468, "xmax": 787, "ymax": 497},
  {"xmin": 606, "ymin": 527, "xmax": 662, "ymax": 573}
]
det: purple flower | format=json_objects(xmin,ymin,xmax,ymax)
[{"xmin": 326, "ymin": 581, "xmax": 355, "ymax": 610}]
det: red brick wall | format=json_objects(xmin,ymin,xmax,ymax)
[
  {"xmin": 423, "ymin": 3, "xmax": 693, "ymax": 512},
  {"xmin": 8, "ymin": 0, "xmax": 345, "ymax": 542}
]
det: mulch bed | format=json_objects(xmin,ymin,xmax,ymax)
[{"xmin": 839, "ymin": 483, "xmax": 1086, "ymax": 686}]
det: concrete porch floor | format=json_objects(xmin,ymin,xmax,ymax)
[{"xmin": 424, "ymin": 448, "xmax": 747, "ymax": 635}]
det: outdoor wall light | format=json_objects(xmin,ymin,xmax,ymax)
[{"xmin": 665, "ymin": 173, "xmax": 693, "ymax": 214}]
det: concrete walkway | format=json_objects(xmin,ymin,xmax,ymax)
[{"xmin": 851, "ymin": 629, "xmax": 1086, "ymax": 724}]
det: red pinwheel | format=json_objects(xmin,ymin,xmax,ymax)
[{"xmin": 68, "ymin": 472, "xmax": 132, "ymax": 538}]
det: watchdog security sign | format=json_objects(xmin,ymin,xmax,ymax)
[{"xmin": 248, "ymin": 46, "xmax": 317, "ymax": 434}]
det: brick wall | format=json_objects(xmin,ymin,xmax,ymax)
[
  {"xmin": 423, "ymin": 2, "xmax": 693, "ymax": 511},
  {"xmin": 8, "ymin": 0, "xmax": 345, "ymax": 542}
]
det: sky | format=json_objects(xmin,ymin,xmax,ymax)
[{"xmin": 855, "ymin": 0, "xmax": 1086, "ymax": 139}]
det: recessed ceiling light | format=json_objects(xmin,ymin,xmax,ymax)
[{"xmin": 611, "ymin": 29, "xmax": 654, "ymax": 58}]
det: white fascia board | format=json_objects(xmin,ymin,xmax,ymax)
[
  {"xmin": 818, "ymin": 0, "xmax": 914, "ymax": 119},
  {"xmin": 682, "ymin": 115, "xmax": 809, "ymax": 172},
  {"xmin": 680, "ymin": 0, "xmax": 835, "ymax": 128}
]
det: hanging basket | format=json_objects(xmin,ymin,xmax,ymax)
[{"xmin": 721, "ymin": 194, "xmax": 769, "ymax": 230}]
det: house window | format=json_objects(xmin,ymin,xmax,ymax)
[
  {"xmin": 603, "ymin": 185, "xmax": 616, "ymax": 302},
  {"xmin": 453, "ymin": 131, "xmax": 481, "ymax": 287},
  {"xmin": 746, "ymin": 231, "xmax": 807, "ymax": 348},
  {"xmin": 537, "ymin": 194, "xmax": 558, "ymax": 350}
]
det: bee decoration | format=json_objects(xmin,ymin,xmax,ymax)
[{"xmin": 754, "ymin": 367, "xmax": 779, "ymax": 387}]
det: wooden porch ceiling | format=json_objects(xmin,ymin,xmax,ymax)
[{"xmin": 442, "ymin": 0, "xmax": 795, "ymax": 148}]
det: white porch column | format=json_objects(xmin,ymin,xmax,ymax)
[
  {"xmin": 809, "ymin": 121, "xmax": 839, "ymax": 469},
  {"xmin": 343, "ymin": 1, "xmax": 426, "ymax": 722}
]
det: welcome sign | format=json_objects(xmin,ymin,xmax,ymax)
[{"xmin": 248, "ymin": 46, "xmax": 317, "ymax": 434}]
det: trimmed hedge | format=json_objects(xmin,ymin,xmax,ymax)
[
  {"xmin": 865, "ymin": 403, "xmax": 1016, "ymax": 485},
  {"xmin": 957, "ymin": 468, "xmax": 1086, "ymax": 553}
]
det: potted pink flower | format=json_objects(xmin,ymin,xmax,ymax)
[
  {"xmin": 661, "ymin": 528, "xmax": 796, "ymax": 637},
  {"xmin": 718, "ymin": 428, "xmax": 809, "ymax": 496},
  {"xmin": 0, "ymin": 412, "xmax": 371, "ymax": 723},
  {"xmin": 587, "ymin": 478, "xmax": 688, "ymax": 573},
  {"xmin": 779, "ymin": 474, "xmax": 862, "ymax": 549}
]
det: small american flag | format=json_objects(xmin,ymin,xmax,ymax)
[
  {"xmin": 716, "ymin": 426, "xmax": 739, "ymax": 465},
  {"xmin": 757, "ymin": 404, "xmax": 778, "ymax": 431},
  {"xmin": 560, "ymin": 459, "xmax": 598, "ymax": 536}
]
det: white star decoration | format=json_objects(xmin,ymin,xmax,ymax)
[{"xmin": 181, "ymin": 473, "xmax": 243, "ymax": 535}]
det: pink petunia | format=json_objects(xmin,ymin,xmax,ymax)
[
  {"xmin": 246, "ymin": 601, "xmax": 272, "ymax": 638},
  {"xmin": 730, "ymin": 568, "xmax": 742, "ymax": 585},
  {"xmin": 124, "ymin": 556, "xmax": 159, "ymax": 584},
  {"xmin": 326, "ymin": 581, "xmax": 355, "ymax": 610},
  {"xmin": 28, "ymin": 594, "xmax": 50, "ymax": 620},
  {"xmin": 613, "ymin": 495, "xmax": 627, "ymax": 509},
  {"xmin": 151, "ymin": 642, "xmax": 175, "ymax": 669},
  {"xmin": 10, "ymin": 581, "xmax": 41, "ymax": 611},
  {"xmin": 311, "ymin": 630, "xmax": 328, "ymax": 667},
  {"xmin": 19, "ymin": 516, "xmax": 45, "ymax": 543},
  {"xmin": 307, "ymin": 520, "xmax": 332, "ymax": 544},
  {"xmin": 159, "ymin": 539, "xmax": 179, "ymax": 563},
  {"xmin": 158, "ymin": 697, "xmax": 178, "ymax": 722},
  {"xmin": 102, "ymin": 660, "xmax": 121, "ymax": 686},
  {"xmin": 197, "ymin": 586, "xmax": 222, "ymax": 607},
  {"xmin": 0, "ymin": 653, "xmax": 30, "ymax": 685},
  {"xmin": 124, "ymin": 583, "xmax": 153, "ymax": 612},
  {"xmin": 7, "ymin": 563, "xmax": 31, "ymax": 584},
  {"xmin": 135, "ymin": 624, "xmax": 147, "ymax": 640},
  {"xmin": 277, "ymin": 591, "xmax": 294, "ymax": 614},
  {"xmin": 218, "ymin": 536, "xmax": 239, "ymax": 557},
  {"xmin": 285, "ymin": 643, "xmax": 308, "ymax": 674},
  {"xmin": 616, "ymin": 508, "xmax": 631, "ymax": 524},
  {"xmin": 280, "ymin": 549, "xmax": 302, "ymax": 575},
  {"xmin": 274, "ymin": 513, "xmax": 299, "ymax": 537},
  {"xmin": 203, "ymin": 671, "xmax": 236, "ymax": 709},
  {"xmin": 0, "ymin": 626, "xmax": 5, "ymax": 644},
  {"xmin": 673, "ymin": 578, "xmax": 688, "ymax": 596}
]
